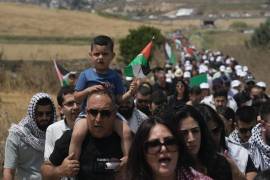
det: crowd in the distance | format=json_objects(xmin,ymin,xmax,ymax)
[{"xmin": 3, "ymin": 34, "xmax": 270, "ymax": 180}]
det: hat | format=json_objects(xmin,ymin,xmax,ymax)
[
  {"xmin": 243, "ymin": 66, "xmax": 248, "ymax": 72},
  {"xmin": 183, "ymin": 71, "xmax": 191, "ymax": 79},
  {"xmin": 226, "ymin": 67, "xmax": 232, "ymax": 74},
  {"xmin": 234, "ymin": 65, "xmax": 242, "ymax": 71},
  {"xmin": 219, "ymin": 65, "xmax": 226, "ymax": 72},
  {"xmin": 231, "ymin": 80, "xmax": 241, "ymax": 88},
  {"xmin": 256, "ymin": 81, "xmax": 266, "ymax": 88},
  {"xmin": 185, "ymin": 65, "xmax": 193, "ymax": 71},
  {"xmin": 125, "ymin": 76, "xmax": 133, "ymax": 81},
  {"xmin": 174, "ymin": 68, "xmax": 183, "ymax": 78},
  {"xmin": 200, "ymin": 82, "xmax": 210, "ymax": 89},
  {"xmin": 199, "ymin": 65, "xmax": 208, "ymax": 74}
]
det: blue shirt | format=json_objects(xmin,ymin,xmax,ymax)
[{"xmin": 75, "ymin": 68, "xmax": 125, "ymax": 112}]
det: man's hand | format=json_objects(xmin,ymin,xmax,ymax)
[{"xmin": 58, "ymin": 153, "xmax": 80, "ymax": 177}]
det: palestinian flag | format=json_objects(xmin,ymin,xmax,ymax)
[
  {"xmin": 53, "ymin": 60, "xmax": 75, "ymax": 87},
  {"xmin": 164, "ymin": 42, "xmax": 176, "ymax": 65},
  {"xmin": 124, "ymin": 40, "xmax": 153, "ymax": 78}
]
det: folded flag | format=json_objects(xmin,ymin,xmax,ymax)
[
  {"xmin": 53, "ymin": 60, "xmax": 76, "ymax": 87},
  {"xmin": 124, "ymin": 40, "xmax": 153, "ymax": 78},
  {"xmin": 164, "ymin": 42, "xmax": 176, "ymax": 65}
]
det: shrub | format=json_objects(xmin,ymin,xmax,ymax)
[
  {"xmin": 250, "ymin": 18, "xmax": 270, "ymax": 48},
  {"xmin": 118, "ymin": 26, "xmax": 165, "ymax": 65},
  {"xmin": 229, "ymin": 21, "xmax": 248, "ymax": 31}
]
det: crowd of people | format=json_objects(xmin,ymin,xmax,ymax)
[{"xmin": 3, "ymin": 34, "xmax": 270, "ymax": 180}]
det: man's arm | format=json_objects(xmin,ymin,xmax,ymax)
[
  {"xmin": 3, "ymin": 132, "xmax": 19, "ymax": 180},
  {"xmin": 41, "ymin": 153, "xmax": 80, "ymax": 180},
  {"xmin": 3, "ymin": 168, "xmax": 15, "ymax": 180}
]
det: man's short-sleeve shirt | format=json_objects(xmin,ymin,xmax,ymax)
[{"xmin": 50, "ymin": 130, "xmax": 123, "ymax": 180}]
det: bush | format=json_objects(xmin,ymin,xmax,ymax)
[
  {"xmin": 250, "ymin": 18, "xmax": 270, "ymax": 48},
  {"xmin": 229, "ymin": 21, "xmax": 248, "ymax": 31},
  {"xmin": 118, "ymin": 26, "xmax": 165, "ymax": 65}
]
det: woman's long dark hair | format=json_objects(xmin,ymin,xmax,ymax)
[
  {"xmin": 194, "ymin": 104, "xmax": 227, "ymax": 152},
  {"xmin": 172, "ymin": 105, "xmax": 217, "ymax": 171},
  {"xmin": 126, "ymin": 115, "xmax": 193, "ymax": 180}
]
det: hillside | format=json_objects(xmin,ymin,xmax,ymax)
[{"xmin": 0, "ymin": 3, "xmax": 267, "ymax": 62}]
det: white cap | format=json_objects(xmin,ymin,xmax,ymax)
[
  {"xmin": 184, "ymin": 60, "xmax": 191, "ymax": 65},
  {"xmin": 216, "ymin": 56, "xmax": 223, "ymax": 62},
  {"xmin": 225, "ymin": 59, "xmax": 231, "ymax": 65},
  {"xmin": 237, "ymin": 70, "xmax": 247, "ymax": 77},
  {"xmin": 183, "ymin": 71, "xmax": 191, "ymax": 78},
  {"xmin": 226, "ymin": 67, "xmax": 232, "ymax": 74},
  {"xmin": 256, "ymin": 81, "xmax": 266, "ymax": 88},
  {"xmin": 199, "ymin": 64, "xmax": 208, "ymax": 74},
  {"xmin": 204, "ymin": 60, "xmax": 209, "ymax": 64},
  {"xmin": 174, "ymin": 68, "xmax": 183, "ymax": 78},
  {"xmin": 231, "ymin": 80, "xmax": 241, "ymax": 88},
  {"xmin": 185, "ymin": 65, "xmax": 193, "ymax": 71},
  {"xmin": 200, "ymin": 82, "xmax": 210, "ymax": 89},
  {"xmin": 210, "ymin": 56, "xmax": 215, "ymax": 62},
  {"xmin": 202, "ymin": 55, "xmax": 207, "ymax": 60},
  {"xmin": 243, "ymin": 66, "xmax": 248, "ymax": 72},
  {"xmin": 125, "ymin": 76, "xmax": 133, "ymax": 81},
  {"xmin": 219, "ymin": 65, "xmax": 226, "ymax": 72},
  {"xmin": 234, "ymin": 65, "xmax": 242, "ymax": 71}
]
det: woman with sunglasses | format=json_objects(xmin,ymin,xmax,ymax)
[
  {"xmin": 195, "ymin": 104, "xmax": 257, "ymax": 180},
  {"xmin": 172, "ymin": 105, "xmax": 233, "ymax": 180},
  {"xmin": 126, "ymin": 115, "xmax": 212, "ymax": 180}
]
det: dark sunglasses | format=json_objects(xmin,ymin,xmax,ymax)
[
  {"xmin": 144, "ymin": 137, "xmax": 178, "ymax": 155},
  {"xmin": 137, "ymin": 99, "xmax": 151, "ymax": 104},
  {"xmin": 239, "ymin": 127, "xmax": 253, "ymax": 134},
  {"xmin": 87, "ymin": 109, "xmax": 112, "ymax": 118}
]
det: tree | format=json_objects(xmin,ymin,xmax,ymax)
[
  {"xmin": 119, "ymin": 26, "xmax": 165, "ymax": 65},
  {"xmin": 250, "ymin": 18, "xmax": 270, "ymax": 48}
]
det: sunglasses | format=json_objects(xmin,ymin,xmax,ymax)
[
  {"xmin": 137, "ymin": 99, "xmax": 151, "ymax": 104},
  {"xmin": 87, "ymin": 109, "xmax": 112, "ymax": 118},
  {"xmin": 238, "ymin": 127, "xmax": 253, "ymax": 134},
  {"xmin": 144, "ymin": 137, "xmax": 178, "ymax": 155}
]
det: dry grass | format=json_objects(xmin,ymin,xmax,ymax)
[
  {"xmin": 0, "ymin": 3, "xmax": 266, "ymax": 38},
  {"xmin": 0, "ymin": 92, "xmax": 32, "ymax": 175},
  {"xmin": 0, "ymin": 91, "xmax": 58, "ymax": 176},
  {"xmin": 0, "ymin": 44, "xmax": 90, "ymax": 61}
]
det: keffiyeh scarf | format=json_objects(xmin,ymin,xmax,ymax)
[
  {"xmin": 9, "ymin": 92, "xmax": 56, "ymax": 152},
  {"xmin": 228, "ymin": 129, "xmax": 250, "ymax": 149},
  {"xmin": 249, "ymin": 123, "xmax": 270, "ymax": 170}
]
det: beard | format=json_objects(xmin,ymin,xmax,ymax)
[
  {"xmin": 137, "ymin": 106, "xmax": 151, "ymax": 116},
  {"xmin": 118, "ymin": 107, "xmax": 134, "ymax": 120},
  {"xmin": 36, "ymin": 120, "xmax": 52, "ymax": 131}
]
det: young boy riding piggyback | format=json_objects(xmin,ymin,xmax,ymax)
[{"xmin": 69, "ymin": 35, "xmax": 137, "ymax": 165}]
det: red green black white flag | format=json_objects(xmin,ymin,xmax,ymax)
[{"xmin": 124, "ymin": 40, "xmax": 153, "ymax": 78}]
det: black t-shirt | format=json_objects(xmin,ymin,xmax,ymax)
[
  {"xmin": 246, "ymin": 155, "xmax": 257, "ymax": 173},
  {"xmin": 208, "ymin": 154, "xmax": 233, "ymax": 180},
  {"xmin": 49, "ymin": 130, "xmax": 123, "ymax": 180}
]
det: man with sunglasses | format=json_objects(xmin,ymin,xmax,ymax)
[
  {"xmin": 41, "ymin": 87, "xmax": 80, "ymax": 179},
  {"xmin": 42, "ymin": 89, "xmax": 123, "ymax": 180},
  {"xmin": 228, "ymin": 106, "xmax": 256, "ymax": 149}
]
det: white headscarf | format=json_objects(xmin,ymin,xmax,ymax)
[{"xmin": 9, "ymin": 93, "xmax": 56, "ymax": 152}]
